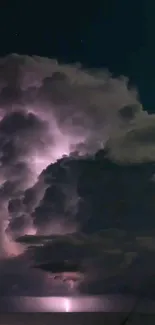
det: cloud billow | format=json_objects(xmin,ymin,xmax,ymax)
[{"xmin": 0, "ymin": 53, "xmax": 153, "ymax": 261}]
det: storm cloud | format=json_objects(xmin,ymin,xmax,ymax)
[
  {"xmin": 0, "ymin": 53, "xmax": 153, "ymax": 266},
  {"xmin": 0, "ymin": 53, "xmax": 139, "ymax": 248},
  {"xmin": 0, "ymin": 53, "xmax": 155, "ymax": 296}
]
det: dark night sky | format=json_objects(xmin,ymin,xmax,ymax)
[{"xmin": 0, "ymin": 1, "xmax": 154, "ymax": 110}]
